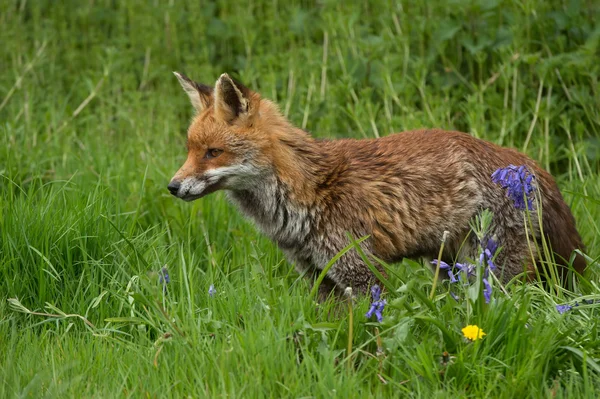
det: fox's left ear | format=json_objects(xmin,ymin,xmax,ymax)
[{"xmin": 214, "ymin": 73, "xmax": 256, "ymax": 124}]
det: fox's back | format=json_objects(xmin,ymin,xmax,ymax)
[{"xmin": 314, "ymin": 129, "xmax": 584, "ymax": 276}]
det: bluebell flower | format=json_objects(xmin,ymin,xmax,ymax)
[
  {"xmin": 158, "ymin": 266, "xmax": 170, "ymax": 284},
  {"xmin": 454, "ymin": 262, "xmax": 476, "ymax": 281},
  {"xmin": 369, "ymin": 299, "xmax": 387, "ymax": 323},
  {"xmin": 365, "ymin": 285, "xmax": 386, "ymax": 322},
  {"xmin": 483, "ymin": 278, "xmax": 492, "ymax": 303},
  {"xmin": 208, "ymin": 284, "xmax": 217, "ymax": 297},
  {"xmin": 365, "ymin": 300, "xmax": 386, "ymax": 322},
  {"xmin": 478, "ymin": 236, "xmax": 499, "ymax": 303},
  {"xmin": 158, "ymin": 266, "xmax": 170, "ymax": 294},
  {"xmin": 483, "ymin": 237, "xmax": 498, "ymax": 271},
  {"xmin": 556, "ymin": 304, "xmax": 572, "ymax": 314},
  {"xmin": 554, "ymin": 299, "xmax": 600, "ymax": 313},
  {"xmin": 491, "ymin": 165, "xmax": 537, "ymax": 210},
  {"xmin": 479, "ymin": 255, "xmax": 489, "ymax": 275},
  {"xmin": 365, "ymin": 304, "xmax": 378, "ymax": 320},
  {"xmin": 370, "ymin": 285, "xmax": 381, "ymax": 301},
  {"xmin": 485, "ymin": 237, "xmax": 498, "ymax": 257},
  {"xmin": 431, "ymin": 259, "xmax": 458, "ymax": 283},
  {"xmin": 430, "ymin": 236, "xmax": 499, "ymax": 304}
]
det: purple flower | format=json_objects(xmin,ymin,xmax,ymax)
[
  {"xmin": 365, "ymin": 285, "xmax": 386, "ymax": 322},
  {"xmin": 158, "ymin": 266, "xmax": 170, "ymax": 294},
  {"xmin": 485, "ymin": 237, "xmax": 498, "ymax": 257},
  {"xmin": 431, "ymin": 259, "xmax": 458, "ymax": 283},
  {"xmin": 556, "ymin": 304, "xmax": 572, "ymax": 314},
  {"xmin": 491, "ymin": 165, "xmax": 536, "ymax": 210},
  {"xmin": 555, "ymin": 300, "xmax": 600, "ymax": 313},
  {"xmin": 483, "ymin": 278, "xmax": 492, "ymax": 303},
  {"xmin": 430, "ymin": 236, "xmax": 499, "ymax": 304},
  {"xmin": 483, "ymin": 237, "xmax": 498, "ymax": 271},
  {"xmin": 365, "ymin": 300, "xmax": 386, "ymax": 322},
  {"xmin": 158, "ymin": 266, "xmax": 170, "ymax": 284},
  {"xmin": 455, "ymin": 262, "xmax": 476, "ymax": 281},
  {"xmin": 478, "ymin": 236, "xmax": 498, "ymax": 303},
  {"xmin": 370, "ymin": 285, "xmax": 381, "ymax": 301},
  {"xmin": 208, "ymin": 284, "xmax": 217, "ymax": 297}
]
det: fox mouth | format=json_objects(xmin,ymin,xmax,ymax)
[
  {"xmin": 180, "ymin": 193, "xmax": 204, "ymax": 202},
  {"xmin": 174, "ymin": 179, "xmax": 224, "ymax": 201},
  {"xmin": 180, "ymin": 182, "xmax": 222, "ymax": 201}
]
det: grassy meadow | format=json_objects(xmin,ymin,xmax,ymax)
[{"xmin": 1, "ymin": 0, "xmax": 600, "ymax": 397}]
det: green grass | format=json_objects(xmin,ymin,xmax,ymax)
[{"xmin": 1, "ymin": 0, "xmax": 600, "ymax": 397}]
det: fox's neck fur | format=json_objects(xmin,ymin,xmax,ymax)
[
  {"xmin": 227, "ymin": 173, "xmax": 314, "ymax": 253},
  {"xmin": 227, "ymin": 108, "xmax": 338, "ymax": 250}
]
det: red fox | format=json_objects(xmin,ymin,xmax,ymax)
[{"xmin": 168, "ymin": 72, "xmax": 586, "ymax": 298}]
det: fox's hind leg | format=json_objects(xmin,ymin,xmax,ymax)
[
  {"xmin": 299, "ymin": 261, "xmax": 348, "ymax": 302},
  {"xmin": 485, "ymin": 209, "xmax": 540, "ymax": 283},
  {"xmin": 451, "ymin": 207, "xmax": 539, "ymax": 284},
  {"xmin": 306, "ymin": 255, "xmax": 381, "ymax": 302},
  {"xmin": 489, "ymin": 236, "xmax": 537, "ymax": 283},
  {"xmin": 315, "ymin": 275, "xmax": 346, "ymax": 302}
]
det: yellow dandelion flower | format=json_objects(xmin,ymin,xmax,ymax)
[{"xmin": 462, "ymin": 325, "xmax": 486, "ymax": 341}]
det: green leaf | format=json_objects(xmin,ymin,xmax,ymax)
[
  {"xmin": 348, "ymin": 234, "xmax": 396, "ymax": 294},
  {"xmin": 414, "ymin": 316, "xmax": 458, "ymax": 352},
  {"xmin": 104, "ymin": 317, "xmax": 146, "ymax": 324},
  {"xmin": 306, "ymin": 322, "xmax": 339, "ymax": 331},
  {"xmin": 561, "ymin": 346, "xmax": 600, "ymax": 374}
]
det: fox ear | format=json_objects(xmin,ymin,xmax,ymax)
[
  {"xmin": 214, "ymin": 73, "xmax": 253, "ymax": 124},
  {"xmin": 173, "ymin": 72, "xmax": 213, "ymax": 113}
]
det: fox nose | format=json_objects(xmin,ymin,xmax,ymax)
[{"xmin": 167, "ymin": 180, "xmax": 181, "ymax": 196}]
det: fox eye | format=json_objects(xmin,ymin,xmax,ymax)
[{"xmin": 205, "ymin": 148, "xmax": 223, "ymax": 159}]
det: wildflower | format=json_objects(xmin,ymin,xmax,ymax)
[
  {"xmin": 555, "ymin": 299, "xmax": 598, "ymax": 313},
  {"xmin": 208, "ymin": 284, "xmax": 217, "ymax": 297},
  {"xmin": 462, "ymin": 325, "xmax": 486, "ymax": 341},
  {"xmin": 370, "ymin": 284, "xmax": 381, "ymax": 301},
  {"xmin": 556, "ymin": 304, "xmax": 572, "ymax": 314},
  {"xmin": 479, "ymin": 236, "xmax": 498, "ymax": 304},
  {"xmin": 158, "ymin": 266, "xmax": 170, "ymax": 284},
  {"xmin": 366, "ymin": 300, "xmax": 386, "ymax": 323},
  {"xmin": 431, "ymin": 259, "xmax": 458, "ymax": 283},
  {"xmin": 483, "ymin": 278, "xmax": 492, "ymax": 303},
  {"xmin": 365, "ymin": 285, "xmax": 386, "ymax": 322},
  {"xmin": 158, "ymin": 266, "xmax": 170, "ymax": 293},
  {"xmin": 491, "ymin": 165, "xmax": 536, "ymax": 210},
  {"xmin": 482, "ymin": 237, "xmax": 498, "ymax": 271},
  {"xmin": 430, "ymin": 236, "xmax": 499, "ymax": 304},
  {"xmin": 454, "ymin": 262, "xmax": 476, "ymax": 282}
]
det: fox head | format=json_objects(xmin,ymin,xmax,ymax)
[{"xmin": 168, "ymin": 72, "xmax": 284, "ymax": 201}]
